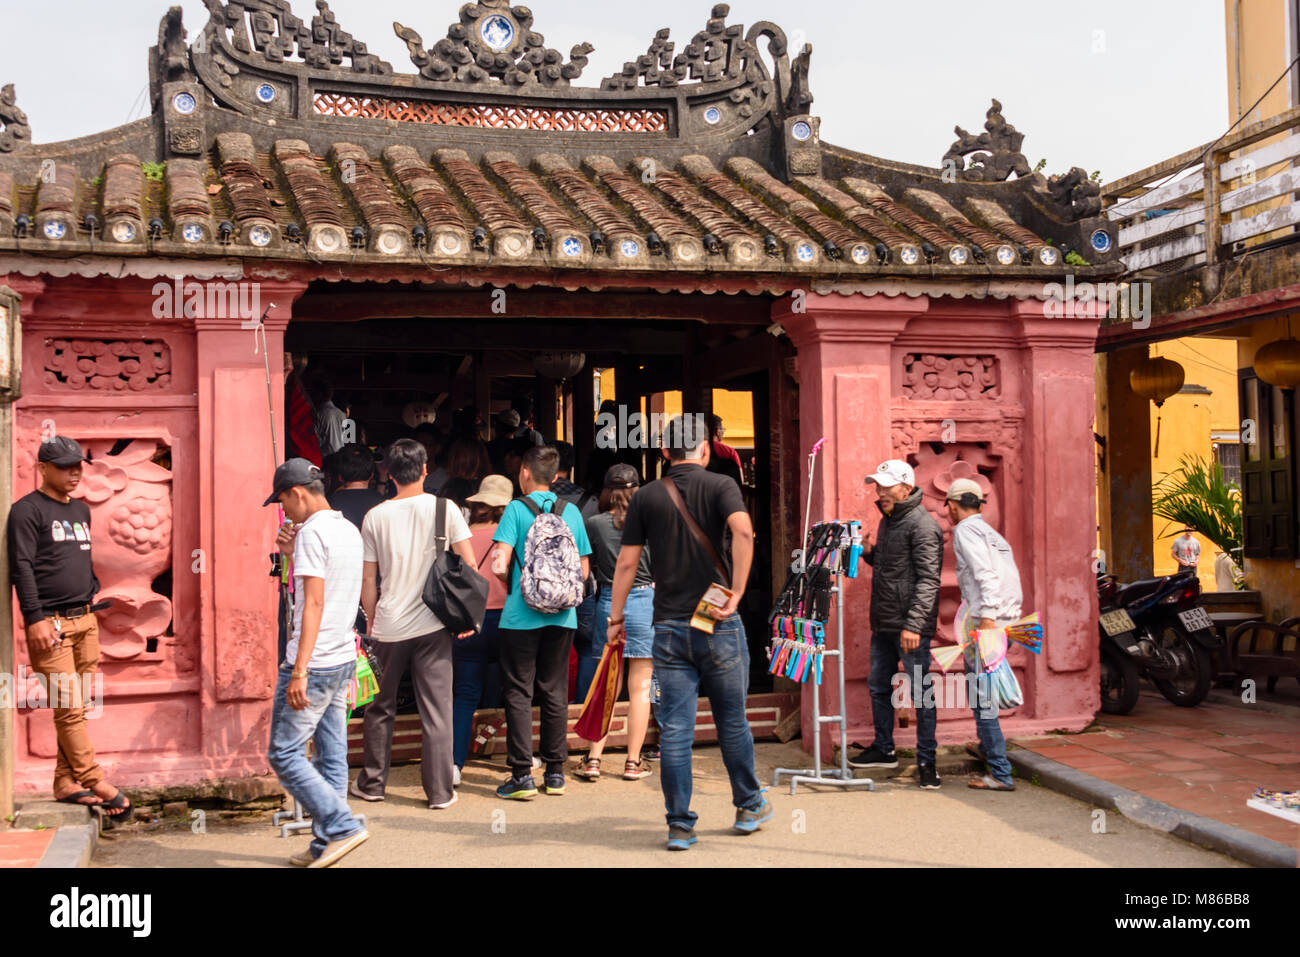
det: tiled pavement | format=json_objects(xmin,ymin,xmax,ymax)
[
  {"xmin": 0, "ymin": 828, "xmax": 55, "ymax": 868},
  {"xmin": 1013, "ymin": 691, "xmax": 1300, "ymax": 849}
]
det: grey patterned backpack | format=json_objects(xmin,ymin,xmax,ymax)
[{"xmin": 515, "ymin": 497, "xmax": 585, "ymax": 614}]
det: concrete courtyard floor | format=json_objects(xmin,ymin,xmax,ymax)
[{"xmin": 91, "ymin": 741, "xmax": 1240, "ymax": 868}]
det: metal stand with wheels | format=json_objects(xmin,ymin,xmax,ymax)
[{"xmin": 773, "ymin": 571, "xmax": 875, "ymax": 795}]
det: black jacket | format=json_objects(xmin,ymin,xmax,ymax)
[{"xmin": 864, "ymin": 487, "xmax": 944, "ymax": 636}]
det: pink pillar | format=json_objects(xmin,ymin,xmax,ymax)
[
  {"xmin": 193, "ymin": 283, "xmax": 306, "ymax": 776},
  {"xmin": 777, "ymin": 293, "xmax": 1100, "ymax": 761}
]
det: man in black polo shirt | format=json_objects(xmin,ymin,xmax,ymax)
[
  {"xmin": 606, "ymin": 414, "xmax": 770, "ymax": 851},
  {"xmin": 7, "ymin": 437, "xmax": 132, "ymax": 820}
]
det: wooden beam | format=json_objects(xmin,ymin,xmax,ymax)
[
  {"xmin": 285, "ymin": 319, "xmax": 691, "ymax": 356},
  {"xmin": 291, "ymin": 289, "xmax": 770, "ymax": 325}
]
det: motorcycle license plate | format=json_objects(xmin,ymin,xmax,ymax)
[
  {"xmin": 1100, "ymin": 609, "xmax": 1136, "ymax": 637},
  {"xmin": 1178, "ymin": 607, "xmax": 1214, "ymax": 633}
]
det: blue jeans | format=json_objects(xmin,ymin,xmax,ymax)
[
  {"xmin": 267, "ymin": 660, "xmax": 365, "ymax": 859},
  {"xmin": 453, "ymin": 609, "xmax": 502, "ymax": 768},
  {"xmin": 867, "ymin": 630, "xmax": 938, "ymax": 766},
  {"xmin": 653, "ymin": 615, "xmax": 763, "ymax": 831},
  {"xmin": 971, "ymin": 673, "xmax": 1013, "ymax": 784},
  {"xmin": 573, "ymin": 591, "xmax": 599, "ymax": 703}
]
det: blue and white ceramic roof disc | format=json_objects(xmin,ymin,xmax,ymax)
[
  {"xmin": 792, "ymin": 121, "xmax": 813, "ymax": 142},
  {"xmin": 256, "ymin": 84, "xmax": 276, "ymax": 105},
  {"xmin": 249, "ymin": 224, "xmax": 273, "ymax": 248},
  {"xmin": 43, "ymin": 220, "xmax": 67, "ymax": 240},
  {"xmin": 480, "ymin": 14, "xmax": 515, "ymax": 52},
  {"xmin": 850, "ymin": 244, "xmax": 871, "ymax": 265},
  {"xmin": 1090, "ymin": 229, "xmax": 1113, "ymax": 254},
  {"xmin": 995, "ymin": 244, "xmax": 1017, "ymax": 266},
  {"xmin": 704, "ymin": 107, "xmax": 722, "ymax": 126},
  {"xmin": 561, "ymin": 237, "xmax": 583, "ymax": 258},
  {"xmin": 1038, "ymin": 246, "xmax": 1060, "ymax": 266},
  {"xmin": 620, "ymin": 238, "xmax": 641, "ymax": 258},
  {"xmin": 182, "ymin": 223, "xmax": 204, "ymax": 244},
  {"xmin": 899, "ymin": 244, "xmax": 920, "ymax": 266},
  {"xmin": 172, "ymin": 91, "xmax": 197, "ymax": 115},
  {"xmin": 795, "ymin": 242, "xmax": 815, "ymax": 263},
  {"xmin": 111, "ymin": 221, "xmax": 136, "ymax": 244}
]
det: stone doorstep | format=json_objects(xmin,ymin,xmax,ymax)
[
  {"xmin": 9, "ymin": 802, "xmax": 99, "ymax": 868},
  {"xmin": 1008, "ymin": 748, "xmax": 1298, "ymax": 869}
]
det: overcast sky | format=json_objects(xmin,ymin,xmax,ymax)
[{"xmin": 1, "ymin": 0, "xmax": 1230, "ymax": 182}]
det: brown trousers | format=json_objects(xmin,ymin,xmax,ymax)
[{"xmin": 27, "ymin": 614, "xmax": 104, "ymax": 792}]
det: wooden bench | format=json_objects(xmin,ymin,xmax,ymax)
[{"xmin": 1224, "ymin": 618, "xmax": 1300, "ymax": 692}]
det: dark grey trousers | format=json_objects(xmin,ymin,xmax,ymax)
[{"xmin": 355, "ymin": 630, "xmax": 454, "ymax": 807}]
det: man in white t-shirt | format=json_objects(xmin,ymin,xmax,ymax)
[
  {"xmin": 1172, "ymin": 528, "xmax": 1201, "ymax": 572},
  {"xmin": 264, "ymin": 459, "xmax": 369, "ymax": 868},
  {"xmin": 353, "ymin": 438, "xmax": 475, "ymax": 810}
]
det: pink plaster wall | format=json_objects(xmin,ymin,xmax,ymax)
[
  {"xmin": 6, "ymin": 275, "xmax": 305, "ymax": 792},
  {"xmin": 778, "ymin": 294, "xmax": 1102, "ymax": 759}
]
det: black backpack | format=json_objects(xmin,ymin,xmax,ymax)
[{"xmin": 422, "ymin": 497, "xmax": 490, "ymax": 634}]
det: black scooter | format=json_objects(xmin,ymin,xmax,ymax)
[{"xmin": 1097, "ymin": 568, "xmax": 1219, "ymax": 713}]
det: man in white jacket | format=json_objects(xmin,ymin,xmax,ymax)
[{"xmin": 946, "ymin": 479, "xmax": 1021, "ymax": 792}]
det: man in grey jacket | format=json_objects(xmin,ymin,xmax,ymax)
[
  {"xmin": 947, "ymin": 478, "xmax": 1021, "ymax": 791},
  {"xmin": 849, "ymin": 460, "xmax": 945, "ymax": 789}
]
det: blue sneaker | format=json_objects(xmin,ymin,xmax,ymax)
[
  {"xmin": 496, "ymin": 775, "xmax": 538, "ymax": 800},
  {"xmin": 734, "ymin": 793, "xmax": 774, "ymax": 834},
  {"xmin": 666, "ymin": 825, "xmax": 698, "ymax": 851},
  {"xmin": 539, "ymin": 772, "xmax": 566, "ymax": 795}
]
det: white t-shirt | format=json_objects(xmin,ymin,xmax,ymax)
[
  {"xmin": 362, "ymin": 494, "xmax": 472, "ymax": 641},
  {"xmin": 290, "ymin": 509, "xmax": 364, "ymax": 669}
]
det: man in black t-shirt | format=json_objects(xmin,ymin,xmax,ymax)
[
  {"xmin": 325, "ymin": 443, "xmax": 384, "ymax": 634},
  {"xmin": 6, "ymin": 437, "xmax": 132, "ymax": 821},
  {"xmin": 608, "ymin": 415, "xmax": 770, "ymax": 851}
]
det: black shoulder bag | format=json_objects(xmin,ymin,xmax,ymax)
[{"xmin": 422, "ymin": 497, "xmax": 491, "ymax": 635}]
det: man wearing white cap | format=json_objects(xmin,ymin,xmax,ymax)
[
  {"xmin": 946, "ymin": 478, "xmax": 1021, "ymax": 791},
  {"xmin": 850, "ymin": 459, "xmax": 945, "ymax": 789}
]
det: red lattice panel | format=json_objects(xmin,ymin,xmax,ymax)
[{"xmin": 314, "ymin": 93, "xmax": 668, "ymax": 133}]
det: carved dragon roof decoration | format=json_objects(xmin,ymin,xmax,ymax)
[
  {"xmin": 394, "ymin": 1, "xmax": 593, "ymax": 87},
  {"xmin": 0, "ymin": 85, "xmax": 31, "ymax": 154}
]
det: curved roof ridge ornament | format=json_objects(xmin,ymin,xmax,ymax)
[
  {"xmin": 394, "ymin": 1, "xmax": 594, "ymax": 88},
  {"xmin": 0, "ymin": 84, "xmax": 32, "ymax": 153},
  {"xmin": 942, "ymin": 98, "xmax": 1032, "ymax": 183},
  {"xmin": 198, "ymin": 0, "xmax": 392, "ymax": 77}
]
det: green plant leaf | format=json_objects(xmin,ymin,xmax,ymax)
[{"xmin": 1152, "ymin": 454, "xmax": 1243, "ymax": 557}]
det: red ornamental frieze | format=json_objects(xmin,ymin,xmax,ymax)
[
  {"xmin": 902, "ymin": 354, "xmax": 1000, "ymax": 401},
  {"xmin": 313, "ymin": 93, "xmax": 669, "ymax": 133},
  {"xmin": 891, "ymin": 417, "xmax": 1023, "ymax": 484},
  {"xmin": 43, "ymin": 339, "xmax": 172, "ymax": 392}
]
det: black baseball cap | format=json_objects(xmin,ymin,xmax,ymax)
[
  {"xmin": 604, "ymin": 463, "xmax": 640, "ymax": 489},
  {"xmin": 38, "ymin": 436, "xmax": 89, "ymax": 468},
  {"xmin": 263, "ymin": 458, "xmax": 325, "ymax": 506}
]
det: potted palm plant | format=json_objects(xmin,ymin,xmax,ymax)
[{"xmin": 1152, "ymin": 454, "xmax": 1244, "ymax": 590}]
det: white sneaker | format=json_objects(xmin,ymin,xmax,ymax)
[
  {"xmin": 430, "ymin": 792, "xmax": 458, "ymax": 810},
  {"xmin": 453, "ymin": 766, "xmax": 462, "ymax": 788},
  {"xmin": 289, "ymin": 846, "xmax": 315, "ymax": 867},
  {"xmin": 307, "ymin": 829, "xmax": 369, "ymax": 868},
  {"xmin": 349, "ymin": 780, "xmax": 383, "ymax": 802}
]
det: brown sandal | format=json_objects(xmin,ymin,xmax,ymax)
[
  {"xmin": 623, "ymin": 759, "xmax": 652, "ymax": 781},
  {"xmin": 575, "ymin": 756, "xmax": 601, "ymax": 781}
]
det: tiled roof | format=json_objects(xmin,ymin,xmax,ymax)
[{"xmin": 0, "ymin": 0, "xmax": 1122, "ymax": 283}]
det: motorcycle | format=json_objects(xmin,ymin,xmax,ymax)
[{"xmin": 1097, "ymin": 568, "xmax": 1219, "ymax": 713}]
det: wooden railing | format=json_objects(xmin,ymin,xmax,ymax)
[{"xmin": 1103, "ymin": 104, "xmax": 1300, "ymax": 272}]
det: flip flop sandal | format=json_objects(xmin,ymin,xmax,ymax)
[
  {"xmin": 967, "ymin": 774, "xmax": 1015, "ymax": 791},
  {"xmin": 100, "ymin": 790, "xmax": 134, "ymax": 823},
  {"xmin": 574, "ymin": 757, "xmax": 601, "ymax": 781},
  {"xmin": 56, "ymin": 790, "xmax": 102, "ymax": 806}
]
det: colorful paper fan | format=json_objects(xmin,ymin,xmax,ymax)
[
  {"xmin": 976, "ymin": 628, "xmax": 1008, "ymax": 672},
  {"xmin": 932, "ymin": 644, "xmax": 965, "ymax": 673}
]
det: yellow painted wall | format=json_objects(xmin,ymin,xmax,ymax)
[
  {"xmin": 596, "ymin": 369, "xmax": 756, "ymax": 448},
  {"xmin": 1224, "ymin": 0, "xmax": 1294, "ymax": 242},
  {"xmin": 1148, "ymin": 338, "xmax": 1241, "ymax": 592}
]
